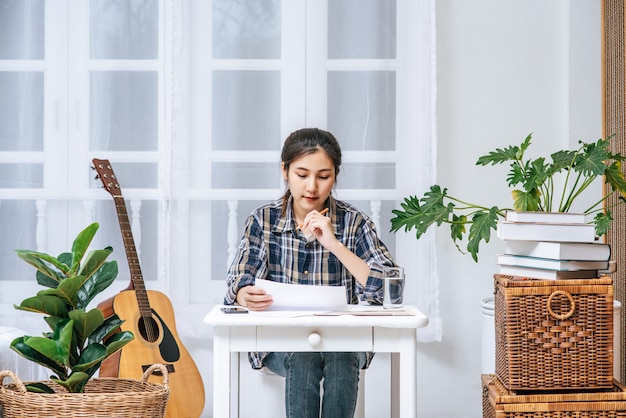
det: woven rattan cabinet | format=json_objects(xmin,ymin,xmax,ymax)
[
  {"xmin": 485, "ymin": 275, "xmax": 618, "ymax": 416},
  {"xmin": 482, "ymin": 374, "xmax": 626, "ymax": 417},
  {"xmin": 494, "ymin": 275, "xmax": 614, "ymax": 391}
]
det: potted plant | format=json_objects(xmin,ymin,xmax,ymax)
[
  {"xmin": 7, "ymin": 222, "xmax": 134, "ymax": 393},
  {"xmin": 390, "ymin": 134, "xmax": 626, "ymax": 261}
]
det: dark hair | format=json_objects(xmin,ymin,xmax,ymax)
[{"xmin": 280, "ymin": 128, "xmax": 342, "ymax": 213}]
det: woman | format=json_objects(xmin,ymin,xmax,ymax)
[{"xmin": 224, "ymin": 127, "xmax": 398, "ymax": 418}]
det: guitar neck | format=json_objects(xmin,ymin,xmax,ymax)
[{"xmin": 113, "ymin": 195, "xmax": 152, "ymax": 318}]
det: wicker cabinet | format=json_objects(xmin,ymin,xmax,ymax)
[
  {"xmin": 486, "ymin": 275, "xmax": 618, "ymax": 416},
  {"xmin": 494, "ymin": 274, "xmax": 614, "ymax": 391},
  {"xmin": 482, "ymin": 374, "xmax": 626, "ymax": 417}
]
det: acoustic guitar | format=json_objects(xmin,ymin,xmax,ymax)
[{"xmin": 93, "ymin": 158, "xmax": 205, "ymax": 418}]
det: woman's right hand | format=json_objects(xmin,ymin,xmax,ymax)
[{"xmin": 236, "ymin": 285, "xmax": 273, "ymax": 311}]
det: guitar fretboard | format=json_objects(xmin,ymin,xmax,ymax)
[{"xmin": 113, "ymin": 195, "xmax": 152, "ymax": 318}]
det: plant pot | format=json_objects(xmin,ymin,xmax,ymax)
[{"xmin": 0, "ymin": 364, "xmax": 169, "ymax": 418}]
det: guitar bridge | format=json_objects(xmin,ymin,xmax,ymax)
[{"xmin": 142, "ymin": 364, "xmax": 175, "ymax": 375}]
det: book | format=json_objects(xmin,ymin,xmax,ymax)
[
  {"xmin": 504, "ymin": 240, "xmax": 611, "ymax": 261},
  {"xmin": 599, "ymin": 261, "xmax": 617, "ymax": 274},
  {"xmin": 498, "ymin": 265, "xmax": 599, "ymax": 281},
  {"xmin": 504, "ymin": 211, "xmax": 588, "ymax": 224},
  {"xmin": 497, "ymin": 254, "xmax": 609, "ymax": 271},
  {"xmin": 496, "ymin": 221, "xmax": 596, "ymax": 243}
]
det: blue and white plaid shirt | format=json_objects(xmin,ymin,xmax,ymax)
[{"xmin": 224, "ymin": 195, "xmax": 397, "ymax": 369}]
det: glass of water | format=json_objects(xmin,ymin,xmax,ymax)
[{"xmin": 382, "ymin": 266, "xmax": 405, "ymax": 309}]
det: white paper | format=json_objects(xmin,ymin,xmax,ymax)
[{"xmin": 254, "ymin": 279, "xmax": 348, "ymax": 311}]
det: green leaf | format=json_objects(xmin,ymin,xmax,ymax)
[
  {"xmin": 574, "ymin": 139, "xmax": 609, "ymax": 177},
  {"xmin": 77, "ymin": 247, "xmax": 113, "ymax": 280},
  {"xmin": 14, "ymin": 295, "xmax": 68, "ymax": 317},
  {"xmin": 391, "ymin": 195, "xmax": 439, "ymax": 238},
  {"xmin": 449, "ymin": 214, "xmax": 467, "ymax": 242},
  {"xmin": 57, "ymin": 252, "xmax": 73, "ymax": 268},
  {"xmin": 476, "ymin": 145, "xmax": 521, "ymax": 166},
  {"xmin": 517, "ymin": 133, "xmax": 533, "ymax": 157},
  {"xmin": 38, "ymin": 275, "xmax": 85, "ymax": 308},
  {"xmin": 476, "ymin": 134, "xmax": 532, "ymax": 166},
  {"xmin": 522, "ymin": 158, "xmax": 551, "ymax": 191},
  {"xmin": 505, "ymin": 161, "xmax": 526, "ymax": 187},
  {"xmin": 10, "ymin": 337, "xmax": 66, "ymax": 378},
  {"xmin": 89, "ymin": 315, "xmax": 126, "ymax": 344},
  {"xmin": 35, "ymin": 270, "xmax": 63, "ymax": 289},
  {"xmin": 53, "ymin": 371, "xmax": 90, "ymax": 393},
  {"xmin": 22, "ymin": 319, "xmax": 74, "ymax": 368},
  {"xmin": 512, "ymin": 189, "xmax": 541, "ymax": 211},
  {"xmin": 72, "ymin": 343, "xmax": 107, "ymax": 372},
  {"xmin": 69, "ymin": 308, "xmax": 104, "ymax": 348},
  {"xmin": 466, "ymin": 208, "xmax": 499, "ymax": 262},
  {"xmin": 419, "ymin": 186, "xmax": 451, "ymax": 218},
  {"xmin": 44, "ymin": 316, "xmax": 62, "ymax": 333},
  {"xmin": 594, "ymin": 211, "xmax": 613, "ymax": 237},
  {"xmin": 103, "ymin": 330, "xmax": 135, "ymax": 357},
  {"xmin": 14, "ymin": 250, "xmax": 67, "ymax": 286},
  {"xmin": 605, "ymin": 161, "xmax": 626, "ymax": 195},
  {"xmin": 69, "ymin": 223, "xmax": 100, "ymax": 275},
  {"xmin": 76, "ymin": 260, "xmax": 118, "ymax": 309},
  {"xmin": 550, "ymin": 149, "xmax": 577, "ymax": 173},
  {"xmin": 25, "ymin": 382, "xmax": 55, "ymax": 393},
  {"xmin": 390, "ymin": 186, "xmax": 456, "ymax": 240}
]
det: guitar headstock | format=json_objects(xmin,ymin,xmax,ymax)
[{"xmin": 92, "ymin": 158, "xmax": 122, "ymax": 197}]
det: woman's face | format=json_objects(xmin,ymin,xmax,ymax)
[{"xmin": 283, "ymin": 149, "xmax": 336, "ymax": 220}]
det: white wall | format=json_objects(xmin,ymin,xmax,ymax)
[{"xmin": 420, "ymin": 1, "xmax": 601, "ymax": 416}]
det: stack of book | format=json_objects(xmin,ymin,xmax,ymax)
[{"xmin": 496, "ymin": 211, "xmax": 612, "ymax": 280}]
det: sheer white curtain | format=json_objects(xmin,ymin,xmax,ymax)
[
  {"xmin": 0, "ymin": 0, "xmax": 43, "ymax": 285},
  {"xmin": 0, "ymin": 0, "xmax": 439, "ymax": 382}
]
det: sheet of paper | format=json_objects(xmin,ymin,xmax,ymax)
[{"xmin": 255, "ymin": 279, "xmax": 347, "ymax": 311}]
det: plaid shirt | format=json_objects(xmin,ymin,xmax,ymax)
[{"xmin": 224, "ymin": 196, "xmax": 397, "ymax": 369}]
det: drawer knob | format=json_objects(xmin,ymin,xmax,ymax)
[{"xmin": 308, "ymin": 332, "xmax": 322, "ymax": 347}]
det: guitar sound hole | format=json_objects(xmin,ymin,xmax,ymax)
[{"xmin": 138, "ymin": 316, "xmax": 160, "ymax": 343}]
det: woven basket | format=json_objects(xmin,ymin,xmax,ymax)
[
  {"xmin": 494, "ymin": 274, "xmax": 614, "ymax": 391},
  {"xmin": 0, "ymin": 364, "xmax": 169, "ymax": 418},
  {"xmin": 482, "ymin": 374, "xmax": 626, "ymax": 417}
]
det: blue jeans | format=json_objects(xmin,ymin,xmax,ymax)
[{"xmin": 263, "ymin": 352, "xmax": 367, "ymax": 418}]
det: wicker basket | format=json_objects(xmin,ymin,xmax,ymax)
[
  {"xmin": 0, "ymin": 364, "xmax": 169, "ymax": 418},
  {"xmin": 482, "ymin": 374, "xmax": 626, "ymax": 417},
  {"xmin": 494, "ymin": 274, "xmax": 614, "ymax": 391}
]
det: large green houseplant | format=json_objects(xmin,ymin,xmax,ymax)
[
  {"xmin": 9, "ymin": 222, "xmax": 134, "ymax": 393},
  {"xmin": 390, "ymin": 134, "xmax": 626, "ymax": 261}
]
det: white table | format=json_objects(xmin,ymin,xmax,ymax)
[{"xmin": 204, "ymin": 305, "xmax": 428, "ymax": 418}]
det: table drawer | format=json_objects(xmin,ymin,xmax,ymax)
[{"xmin": 256, "ymin": 326, "xmax": 373, "ymax": 352}]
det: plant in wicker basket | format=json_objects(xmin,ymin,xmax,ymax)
[
  {"xmin": 390, "ymin": 134, "xmax": 626, "ymax": 261},
  {"xmin": 9, "ymin": 222, "xmax": 134, "ymax": 394}
]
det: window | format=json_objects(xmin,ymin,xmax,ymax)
[{"xmin": 0, "ymin": 0, "xmax": 439, "ymax": 342}]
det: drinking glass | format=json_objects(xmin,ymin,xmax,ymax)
[{"xmin": 382, "ymin": 266, "xmax": 404, "ymax": 309}]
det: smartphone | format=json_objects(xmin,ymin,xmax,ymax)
[{"xmin": 221, "ymin": 306, "xmax": 249, "ymax": 314}]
